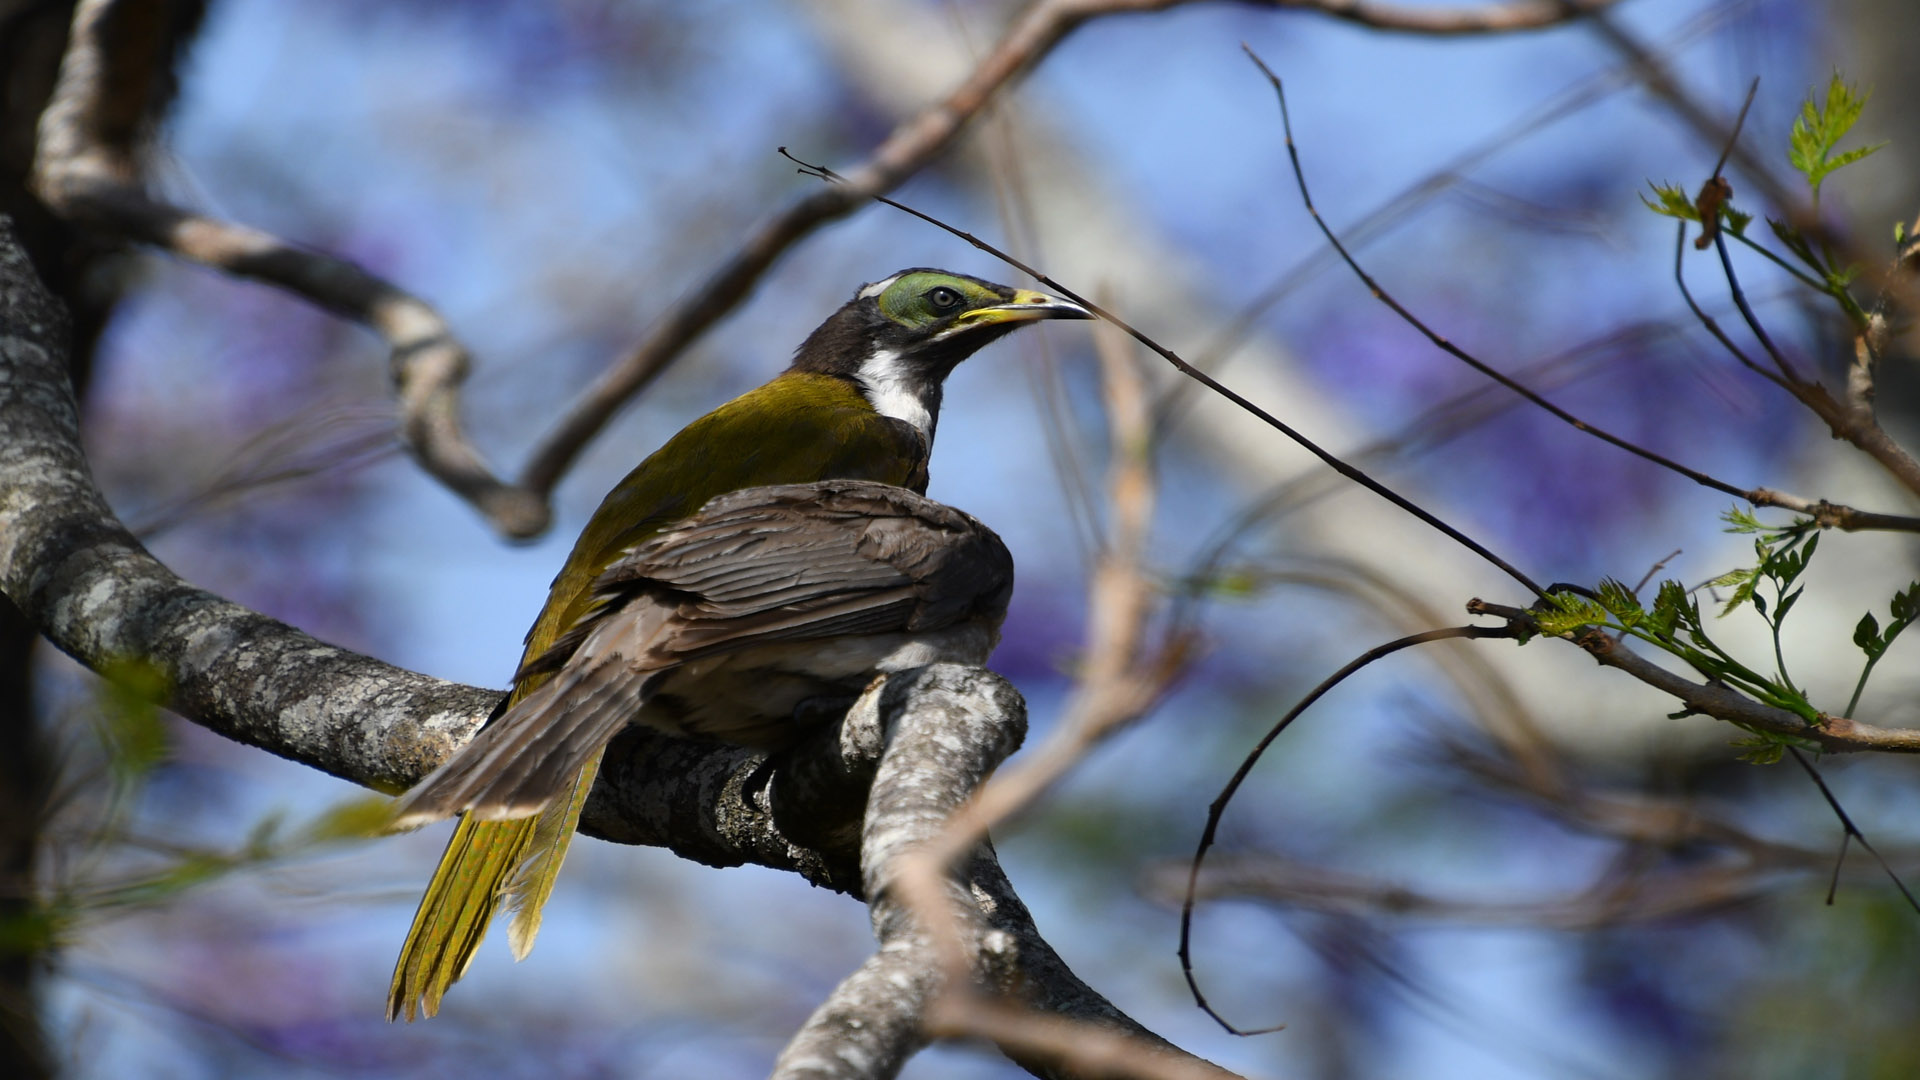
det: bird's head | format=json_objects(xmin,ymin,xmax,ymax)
[{"xmin": 790, "ymin": 269, "xmax": 1092, "ymax": 442}]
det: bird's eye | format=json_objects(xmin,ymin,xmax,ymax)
[{"xmin": 926, "ymin": 286, "xmax": 963, "ymax": 311}]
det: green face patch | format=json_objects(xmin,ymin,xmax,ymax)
[{"xmin": 873, "ymin": 272, "xmax": 1007, "ymax": 330}]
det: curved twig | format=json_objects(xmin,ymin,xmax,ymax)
[
  {"xmin": 31, "ymin": 0, "xmax": 550, "ymax": 537},
  {"xmin": 1178, "ymin": 622, "xmax": 1520, "ymax": 1034}
]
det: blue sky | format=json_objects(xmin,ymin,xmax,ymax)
[{"xmin": 40, "ymin": 1, "xmax": 1920, "ymax": 1077}]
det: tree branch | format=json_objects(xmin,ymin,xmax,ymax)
[
  {"xmin": 1464, "ymin": 600, "xmax": 1920, "ymax": 754},
  {"xmin": 30, "ymin": 0, "xmax": 550, "ymax": 538},
  {"xmin": 777, "ymin": 666, "xmax": 1237, "ymax": 1080},
  {"xmin": 1256, "ymin": 0, "xmax": 1619, "ymax": 34}
]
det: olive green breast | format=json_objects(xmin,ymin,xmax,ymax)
[{"xmin": 510, "ymin": 371, "xmax": 926, "ymax": 699}]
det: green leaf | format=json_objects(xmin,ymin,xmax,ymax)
[
  {"xmin": 1710, "ymin": 567, "xmax": 1759, "ymax": 617},
  {"xmin": 1855, "ymin": 611, "xmax": 1883, "ymax": 656},
  {"xmin": 1721, "ymin": 506, "xmax": 1766, "ymax": 534},
  {"xmin": 1723, "ymin": 207, "xmax": 1752, "ymax": 237},
  {"xmin": 1891, "ymin": 582, "xmax": 1919, "ymax": 623},
  {"xmin": 1536, "ymin": 591, "xmax": 1609, "ymax": 636},
  {"xmin": 1819, "ymin": 142, "xmax": 1885, "ymax": 177},
  {"xmin": 1789, "ymin": 73, "xmax": 1886, "ymax": 198},
  {"xmin": 1596, "ymin": 578, "xmax": 1643, "ymax": 621},
  {"xmin": 1640, "ymin": 182, "xmax": 1699, "ymax": 222},
  {"xmin": 1731, "ymin": 734, "xmax": 1786, "ymax": 765},
  {"xmin": 1645, "ymin": 580, "xmax": 1687, "ymax": 640},
  {"xmin": 1773, "ymin": 585, "xmax": 1804, "ymax": 624}
]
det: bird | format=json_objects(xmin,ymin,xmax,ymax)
[{"xmin": 387, "ymin": 268, "xmax": 1089, "ymax": 1021}]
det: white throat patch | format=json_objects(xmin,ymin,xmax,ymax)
[{"xmin": 856, "ymin": 348, "xmax": 935, "ymax": 441}]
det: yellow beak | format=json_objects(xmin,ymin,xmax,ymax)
[{"xmin": 951, "ymin": 288, "xmax": 1093, "ymax": 329}]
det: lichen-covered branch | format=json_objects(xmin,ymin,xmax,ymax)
[
  {"xmin": 776, "ymin": 666, "xmax": 1236, "ymax": 1080},
  {"xmin": 0, "ymin": 212, "xmax": 860, "ymax": 892}
]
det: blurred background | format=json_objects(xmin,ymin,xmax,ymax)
[{"xmin": 8, "ymin": 0, "xmax": 1920, "ymax": 1076}]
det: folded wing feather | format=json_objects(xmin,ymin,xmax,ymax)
[{"xmin": 390, "ymin": 480, "xmax": 1011, "ymax": 828}]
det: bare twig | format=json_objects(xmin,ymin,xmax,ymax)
[
  {"xmin": 1673, "ymin": 220, "xmax": 1789, "ymax": 385},
  {"xmin": 930, "ymin": 994, "xmax": 1245, "ymax": 1080},
  {"xmin": 1708, "ymin": 230, "xmax": 1802, "ymax": 382},
  {"xmin": 1250, "ymin": 49, "xmax": 1920, "ymax": 534},
  {"xmin": 782, "ymin": 148, "xmax": 1547, "ymax": 596},
  {"xmin": 1162, "ymin": 854, "xmax": 1775, "ymax": 931},
  {"xmin": 1177, "ymin": 621, "xmax": 1520, "ymax": 1033},
  {"xmin": 1786, "ymin": 748, "xmax": 1920, "ymax": 913}
]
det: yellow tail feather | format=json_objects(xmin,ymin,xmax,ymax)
[
  {"xmin": 506, "ymin": 751, "xmax": 602, "ymax": 960},
  {"xmin": 387, "ymin": 755, "xmax": 603, "ymax": 1022},
  {"xmin": 387, "ymin": 812, "xmax": 537, "ymax": 1022}
]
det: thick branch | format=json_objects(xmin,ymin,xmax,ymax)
[
  {"xmin": 777, "ymin": 667, "xmax": 1233, "ymax": 1080},
  {"xmin": 0, "ymin": 213, "xmax": 862, "ymax": 889},
  {"xmin": 31, "ymin": 0, "xmax": 549, "ymax": 537}
]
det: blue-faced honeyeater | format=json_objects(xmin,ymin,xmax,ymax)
[{"xmin": 386, "ymin": 269, "xmax": 1089, "ymax": 1020}]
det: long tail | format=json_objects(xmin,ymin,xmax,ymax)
[
  {"xmin": 387, "ymin": 664, "xmax": 637, "ymax": 1022},
  {"xmin": 387, "ymin": 810, "xmax": 540, "ymax": 1022},
  {"xmin": 387, "ymin": 751, "xmax": 607, "ymax": 1021}
]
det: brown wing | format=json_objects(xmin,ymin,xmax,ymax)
[{"xmin": 389, "ymin": 481, "xmax": 1010, "ymax": 827}]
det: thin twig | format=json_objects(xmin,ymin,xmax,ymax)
[
  {"xmin": 1710, "ymin": 231, "xmax": 1801, "ymax": 382},
  {"xmin": 1246, "ymin": 48, "xmax": 1768, "ymax": 507},
  {"xmin": 1673, "ymin": 220, "xmax": 1787, "ymax": 385},
  {"xmin": 1785, "ymin": 749, "xmax": 1920, "ymax": 913},
  {"xmin": 1178, "ymin": 622, "xmax": 1521, "ymax": 1034},
  {"xmin": 781, "ymin": 149, "xmax": 1547, "ymax": 598},
  {"xmin": 1165, "ymin": 854, "xmax": 1773, "ymax": 932}
]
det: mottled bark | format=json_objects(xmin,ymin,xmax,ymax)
[{"xmin": 1, "ymin": 3, "xmax": 206, "ymax": 1073}]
